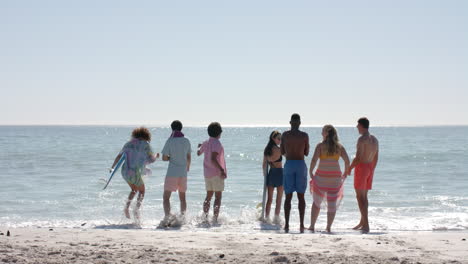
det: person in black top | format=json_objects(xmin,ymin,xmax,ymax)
[{"xmin": 262, "ymin": 130, "xmax": 284, "ymax": 224}]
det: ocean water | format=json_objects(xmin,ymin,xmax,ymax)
[{"xmin": 1, "ymin": 126, "xmax": 467, "ymax": 232}]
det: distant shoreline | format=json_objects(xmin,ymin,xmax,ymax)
[{"xmin": 1, "ymin": 124, "xmax": 468, "ymax": 128}]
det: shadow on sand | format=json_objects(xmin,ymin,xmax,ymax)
[{"xmin": 259, "ymin": 222, "xmax": 282, "ymax": 231}]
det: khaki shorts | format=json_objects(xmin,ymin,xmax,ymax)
[{"xmin": 204, "ymin": 176, "xmax": 225, "ymax": 192}]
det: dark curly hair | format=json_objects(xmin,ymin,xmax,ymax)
[
  {"xmin": 131, "ymin": 126, "xmax": 151, "ymax": 142},
  {"xmin": 207, "ymin": 122, "xmax": 222, "ymax": 138}
]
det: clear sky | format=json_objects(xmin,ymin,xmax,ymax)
[{"xmin": 1, "ymin": 1, "xmax": 467, "ymax": 126}]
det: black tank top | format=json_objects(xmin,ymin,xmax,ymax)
[{"xmin": 274, "ymin": 155, "xmax": 283, "ymax": 163}]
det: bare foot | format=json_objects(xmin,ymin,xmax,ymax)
[
  {"xmin": 201, "ymin": 213, "xmax": 209, "ymax": 224},
  {"xmin": 326, "ymin": 227, "xmax": 331, "ymax": 233},
  {"xmin": 300, "ymin": 226, "xmax": 305, "ymax": 233},
  {"xmin": 361, "ymin": 227, "xmax": 370, "ymax": 234},
  {"xmin": 180, "ymin": 213, "xmax": 186, "ymax": 223},
  {"xmin": 124, "ymin": 208, "xmax": 131, "ymax": 219},
  {"xmin": 272, "ymin": 215, "xmax": 281, "ymax": 226},
  {"xmin": 284, "ymin": 225, "xmax": 289, "ymax": 233},
  {"xmin": 352, "ymin": 222, "xmax": 363, "ymax": 230},
  {"xmin": 308, "ymin": 226, "xmax": 315, "ymax": 232},
  {"xmin": 133, "ymin": 210, "xmax": 141, "ymax": 221}
]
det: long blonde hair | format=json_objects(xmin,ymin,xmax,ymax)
[{"xmin": 322, "ymin": 125, "xmax": 340, "ymax": 156}]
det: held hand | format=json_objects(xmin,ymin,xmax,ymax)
[
  {"xmin": 221, "ymin": 169, "xmax": 227, "ymax": 179},
  {"xmin": 198, "ymin": 143, "xmax": 202, "ymax": 148},
  {"xmin": 109, "ymin": 168, "xmax": 114, "ymax": 173},
  {"xmin": 345, "ymin": 168, "xmax": 351, "ymax": 176}
]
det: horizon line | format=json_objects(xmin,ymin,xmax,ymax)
[{"xmin": 0, "ymin": 123, "xmax": 467, "ymax": 128}]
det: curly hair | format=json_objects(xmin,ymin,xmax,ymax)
[
  {"xmin": 207, "ymin": 122, "xmax": 222, "ymax": 138},
  {"xmin": 132, "ymin": 126, "xmax": 151, "ymax": 142},
  {"xmin": 322, "ymin": 125, "xmax": 340, "ymax": 156}
]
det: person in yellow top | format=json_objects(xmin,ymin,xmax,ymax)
[{"xmin": 308, "ymin": 125, "xmax": 350, "ymax": 233}]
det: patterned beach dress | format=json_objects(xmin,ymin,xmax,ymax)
[
  {"xmin": 120, "ymin": 138, "xmax": 157, "ymax": 186},
  {"xmin": 310, "ymin": 152, "xmax": 345, "ymax": 212}
]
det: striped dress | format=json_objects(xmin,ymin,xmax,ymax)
[{"xmin": 310, "ymin": 152, "xmax": 344, "ymax": 212}]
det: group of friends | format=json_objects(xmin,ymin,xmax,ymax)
[{"xmin": 110, "ymin": 114, "xmax": 379, "ymax": 233}]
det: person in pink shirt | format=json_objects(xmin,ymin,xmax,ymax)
[{"xmin": 197, "ymin": 122, "xmax": 227, "ymax": 223}]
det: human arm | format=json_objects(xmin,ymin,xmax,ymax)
[
  {"xmin": 149, "ymin": 152, "xmax": 160, "ymax": 162},
  {"xmin": 211, "ymin": 152, "xmax": 226, "ymax": 178},
  {"xmin": 197, "ymin": 143, "xmax": 204, "ymax": 156},
  {"xmin": 262, "ymin": 156, "xmax": 268, "ymax": 177},
  {"xmin": 304, "ymin": 134, "xmax": 310, "ymax": 157},
  {"xmin": 110, "ymin": 153, "xmax": 123, "ymax": 172},
  {"xmin": 372, "ymin": 140, "xmax": 379, "ymax": 169},
  {"xmin": 280, "ymin": 134, "xmax": 286, "ymax": 155},
  {"xmin": 348, "ymin": 137, "xmax": 364, "ymax": 174},
  {"xmin": 146, "ymin": 144, "xmax": 159, "ymax": 163},
  {"xmin": 309, "ymin": 144, "xmax": 320, "ymax": 177},
  {"xmin": 340, "ymin": 145, "xmax": 351, "ymax": 177},
  {"xmin": 161, "ymin": 141, "xmax": 170, "ymax": 161},
  {"xmin": 187, "ymin": 153, "xmax": 191, "ymax": 172}
]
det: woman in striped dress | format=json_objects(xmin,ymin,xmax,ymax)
[{"xmin": 308, "ymin": 125, "xmax": 350, "ymax": 233}]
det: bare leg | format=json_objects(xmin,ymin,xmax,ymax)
[
  {"xmin": 353, "ymin": 189, "xmax": 364, "ymax": 230},
  {"xmin": 124, "ymin": 183, "xmax": 138, "ymax": 219},
  {"xmin": 309, "ymin": 203, "xmax": 320, "ymax": 232},
  {"xmin": 203, "ymin": 191, "xmax": 214, "ymax": 218},
  {"xmin": 355, "ymin": 189, "xmax": 369, "ymax": 233},
  {"xmin": 275, "ymin": 186, "xmax": 284, "ymax": 216},
  {"xmin": 134, "ymin": 184, "xmax": 145, "ymax": 221},
  {"xmin": 265, "ymin": 186, "xmax": 274, "ymax": 220},
  {"xmin": 352, "ymin": 221, "xmax": 364, "ymax": 230},
  {"xmin": 284, "ymin": 193, "xmax": 292, "ymax": 233},
  {"xmin": 213, "ymin": 191, "xmax": 222, "ymax": 222},
  {"xmin": 297, "ymin": 193, "xmax": 306, "ymax": 233},
  {"xmin": 163, "ymin": 190, "xmax": 172, "ymax": 217},
  {"xmin": 362, "ymin": 190, "xmax": 369, "ymax": 233},
  {"xmin": 179, "ymin": 192, "xmax": 187, "ymax": 215},
  {"xmin": 326, "ymin": 211, "xmax": 336, "ymax": 233}
]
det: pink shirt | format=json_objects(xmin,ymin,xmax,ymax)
[{"xmin": 199, "ymin": 137, "xmax": 227, "ymax": 178}]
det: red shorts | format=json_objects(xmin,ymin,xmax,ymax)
[{"xmin": 354, "ymin": 163, "xmax": 374, "ymax": 190}]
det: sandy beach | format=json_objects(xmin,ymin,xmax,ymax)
[{"xmin": 0, "ymin": 227, "xmax": 466, "ymax": 264}]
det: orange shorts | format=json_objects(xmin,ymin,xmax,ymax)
[
  {"xmin": 354, "ymin": 163, "xmax": 374, "ymax": 190},
  {"xmin": 164, "ymin": 177, "xmax": 187, "ymax": 192}
]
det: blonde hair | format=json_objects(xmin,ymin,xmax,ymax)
[{"xmin": 322, "ymin": 125, "xmax": 340, "ymax": 156}]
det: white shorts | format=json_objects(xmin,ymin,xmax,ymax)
[{"xmin": 204, "ymin": 177, "xmax": 225, "ymax": 192}]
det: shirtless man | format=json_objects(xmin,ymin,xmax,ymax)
[
  {"xmin": 347, "ymin": 117, "xmax": 379, "ymax": 233},
  {"xmin": 281, "ymin": 113, "xmax": 309, "ymax": 233}
]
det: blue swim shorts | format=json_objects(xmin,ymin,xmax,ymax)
[{"xmin": 283, "ymin": 160, "xmax": 308, "ymax": 194}]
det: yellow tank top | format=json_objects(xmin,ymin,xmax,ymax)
[{"xmin": 320, "ymin": 153, "xmax": 340, "ymax": 160}]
